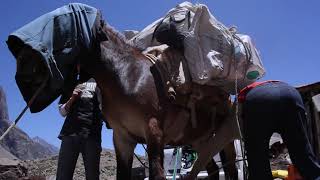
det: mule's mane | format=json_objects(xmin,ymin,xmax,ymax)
[{"xmin": 102, "ymin": 22, "xmax": 143, "ymax": 57}]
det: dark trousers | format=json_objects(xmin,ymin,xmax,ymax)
[
  {"xmin": 56, "ymin": 136, "xmax": 102, "ymax": 180},
  {"xmin": 242, "ymin": 81, "xmax": 320, "ymax": 180}
]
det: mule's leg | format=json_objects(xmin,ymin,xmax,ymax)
[
  {"xmin": 185, "ymin": 114, "xmax": 240, "ymax": 180},
  {"xmin": 113, "ymin": 132, "xmax": 137, "ymax": 180},
  {"xmin": 206, "ymin": 159, "xmax": 220, "ymax": 180},
  {"xmin": 146, "ymin": 117, "xmax": 165, "ymax": 180},
  {"xmin": 220, "ymin": 142, "xmax": 238, "ymax": 180}
]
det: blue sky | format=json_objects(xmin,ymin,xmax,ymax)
[{"xmin": 0, "ymin": 0, "xmax": 319, "ymax": 155}]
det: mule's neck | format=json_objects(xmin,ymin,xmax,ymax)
[{"xmin": 87, "ymin": 22, "xmax": 146, "ymax": 92}]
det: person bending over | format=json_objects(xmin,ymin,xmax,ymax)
[{"xmin": 239, "ymin": 80, "xmax": 320, "ymax": 180}]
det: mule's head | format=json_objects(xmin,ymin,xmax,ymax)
[
  {"xmin": 6, "ymin": 3, "xmax": 100, "ymax": 113},
  {"xmin": 7, "ymin": 33, "xmax": 80, "ymax": 113}
]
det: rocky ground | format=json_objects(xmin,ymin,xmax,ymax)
[
  {"xmin": 1, "ymin": 141, "xmax": 291, "ymax": 180},
  {"xmin": 269, "ymin": 137, "xmax": 291, "ymax": 171},
  {"xmin": 270, "ymin": 152, "xmax": 291, "ymax": 170},
  {"xmin": 23, "ymin": 149, "xmax": 147, "ymax": 180},
  {"xmin": 0, "ymin": 158, "xmax": 28, "ymax": 180}
]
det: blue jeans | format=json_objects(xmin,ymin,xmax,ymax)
[
  {"xmin": 242, "ymin": 81, "xmax": 320, "ymax": 180},
  {"xmin": 56, "ymin": 135, "xmax": 101, "ymax": 180}
]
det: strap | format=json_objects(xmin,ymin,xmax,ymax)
[
  {"xmin": 144, "ymin": 53, "xmax": 157, "ymax": 64},
  {"xmin": 0, "ymin": 75, "xmax": 49, "ymax": 141},
  {"xmin": 238, "ymin": 80, "xmax": 281, "ymax": 103}
]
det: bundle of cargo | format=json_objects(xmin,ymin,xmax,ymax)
[{"xmin": 128, "ymin": 1, "xmax": 265, "ymax": 94}]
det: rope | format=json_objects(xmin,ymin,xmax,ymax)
[
  {"xmin": 173, "ymin": 147, "xmax": 181, "ymax": 180},
  {"xmin": 134, "ymin": 152, "xmax": 149, "ymax": 169},
  {"xmin": 134, "ymin": 145, "xmax": 182, "ymax": 178},
  {"xmin": 134, "ymin": 144, "xmax": 149, "ymax": 169},
  {"xmin": 144, "ymin": 53, "xmax": 157, "ymax": 64},
  {"xmin": 142, "ymin": 144, "xmax": 147, "ymax": 152},
  {"xmin": 231, "ymin": 30, "xmax": 249, "ymax": 180},
  {"xmin": 0, "ymin": 76, "xmax": 48, "ymax": 141}
]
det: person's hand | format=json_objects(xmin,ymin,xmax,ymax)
[
  {"xmin": 72, "ymin": 89, "xmax": 82, "ymax": 99},
  {"xmin": 71, "ymin": 84, "xmax": 84, "ymax": 99},
  {"xmin": 64, "ymin": 84, "xmax": 84, "ymax": 111}
]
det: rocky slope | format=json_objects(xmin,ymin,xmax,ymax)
[
  {"xmin": 0, "ymin": 87, "xmax": 9, "ymax": 121},
  {"xmin": 0, "ymin": 145, "xmax": 17, "ymax": 160},
  {"xmin": 32, "ymin": 136, "xmax": 59, "ymax": 155},
  {"xmin": 0, "ymin": 86, "xmax": 59, "ymax": 160}
]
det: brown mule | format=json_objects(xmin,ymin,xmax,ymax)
[
  {"xmin": 10, "ymin": 14, "xmax": 240, "ymax": 180},
  {"xmin": 88, "ymin": 23, "xmax": 239, "ymax": 180}
]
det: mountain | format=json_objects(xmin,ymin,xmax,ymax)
[
  {"xmin": 0, "ymin": 86, "xmax": 58, "ymax": 160},
  {"xmin": 0, "ymin": 144, "xmax": 17, "ymax": 160},
  {"xmin": 32, "ymin": 136, "xmax": 59, "ymax": 155},
  {"xmin": 0, "ymin": 87, "xmax": 9, "ymax": 121}
]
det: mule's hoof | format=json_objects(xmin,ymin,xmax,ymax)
[{"xmin": 180, "ymin": 174, "xmax": 194, "ymax": 180}]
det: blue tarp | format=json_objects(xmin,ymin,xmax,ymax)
[{"xmin": 6, "ymin": 3, "xmax": 99, "ymax": 112}]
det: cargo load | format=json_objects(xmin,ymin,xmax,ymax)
[{"xmin": 130, "ymin": 1, "xmax": 265, "ymax": 94}]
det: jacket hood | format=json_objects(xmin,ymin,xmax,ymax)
[{"xmin": 6, "ymin": 3, "xmax": 98, "ymax": 113}]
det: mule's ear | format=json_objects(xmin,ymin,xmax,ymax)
[
  {"xmin": 97, "ymin": 19, "xmax": 109, "ymax": 42},
  {"xmin": 6, "ymin": 35, "xmax": 25, "ymax": 59},
  {"xmin": 78, "ymin": 69, "xmax": 91, "ymax": 83}
]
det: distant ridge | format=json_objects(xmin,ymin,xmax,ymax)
[
  {"xmin": 32, "ymin": 136, "xmax": 59, "ymax": 155},
  {"xmin": 0, "ymin": 86, "xmax": 58, "ymax": 160}
]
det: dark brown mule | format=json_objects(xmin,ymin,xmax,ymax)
[
  {"xmin": 11, "ymin": 19, "xmax": 239, "ymax": 180},
  {"xmin": 80, "ymin": 22, "xmax": 239, "ymax": 179}
]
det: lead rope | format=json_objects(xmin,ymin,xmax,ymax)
[
  {"xmin": 234, "ymin": 65, "xmax": 249, "ymax": 180},
  {"xmin": 0, "ymin": 76, "xmax": 49, "ymax": 141},
  {"xmin": 230, "ymin": 27, "xmax": 249, "ymax": 180},
  {"xmin": 134, "ymin": 153, "xmax": 149, "ymax": 169},
  {"xmin": 173, "ymin": 147, "xmax": 181, "ymax": 180},
  {"xmin": 134, "ymin": 144, "xmax": 149, "ymax": 169}
]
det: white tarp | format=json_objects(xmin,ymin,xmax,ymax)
[{"xmin": 130, "ymin": 1, "xmax": 265, "ymax": 94}]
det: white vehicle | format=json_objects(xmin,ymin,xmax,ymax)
[{"xmin": 144, "ymin": 141, "xmax": 245, "ymax": 180}]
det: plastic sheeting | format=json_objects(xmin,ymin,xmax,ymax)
[
  {"xmin": 130, "ymin": 1, "xmax": 265, "ymax": 94},
  {"xmin": 7, "ymin": 3, "xmax": 99, "ymax": 112}
]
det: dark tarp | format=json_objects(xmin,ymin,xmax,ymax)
[{"xmin": 6, "ymin": 3, "xmax": 98, "ymax": 113}]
